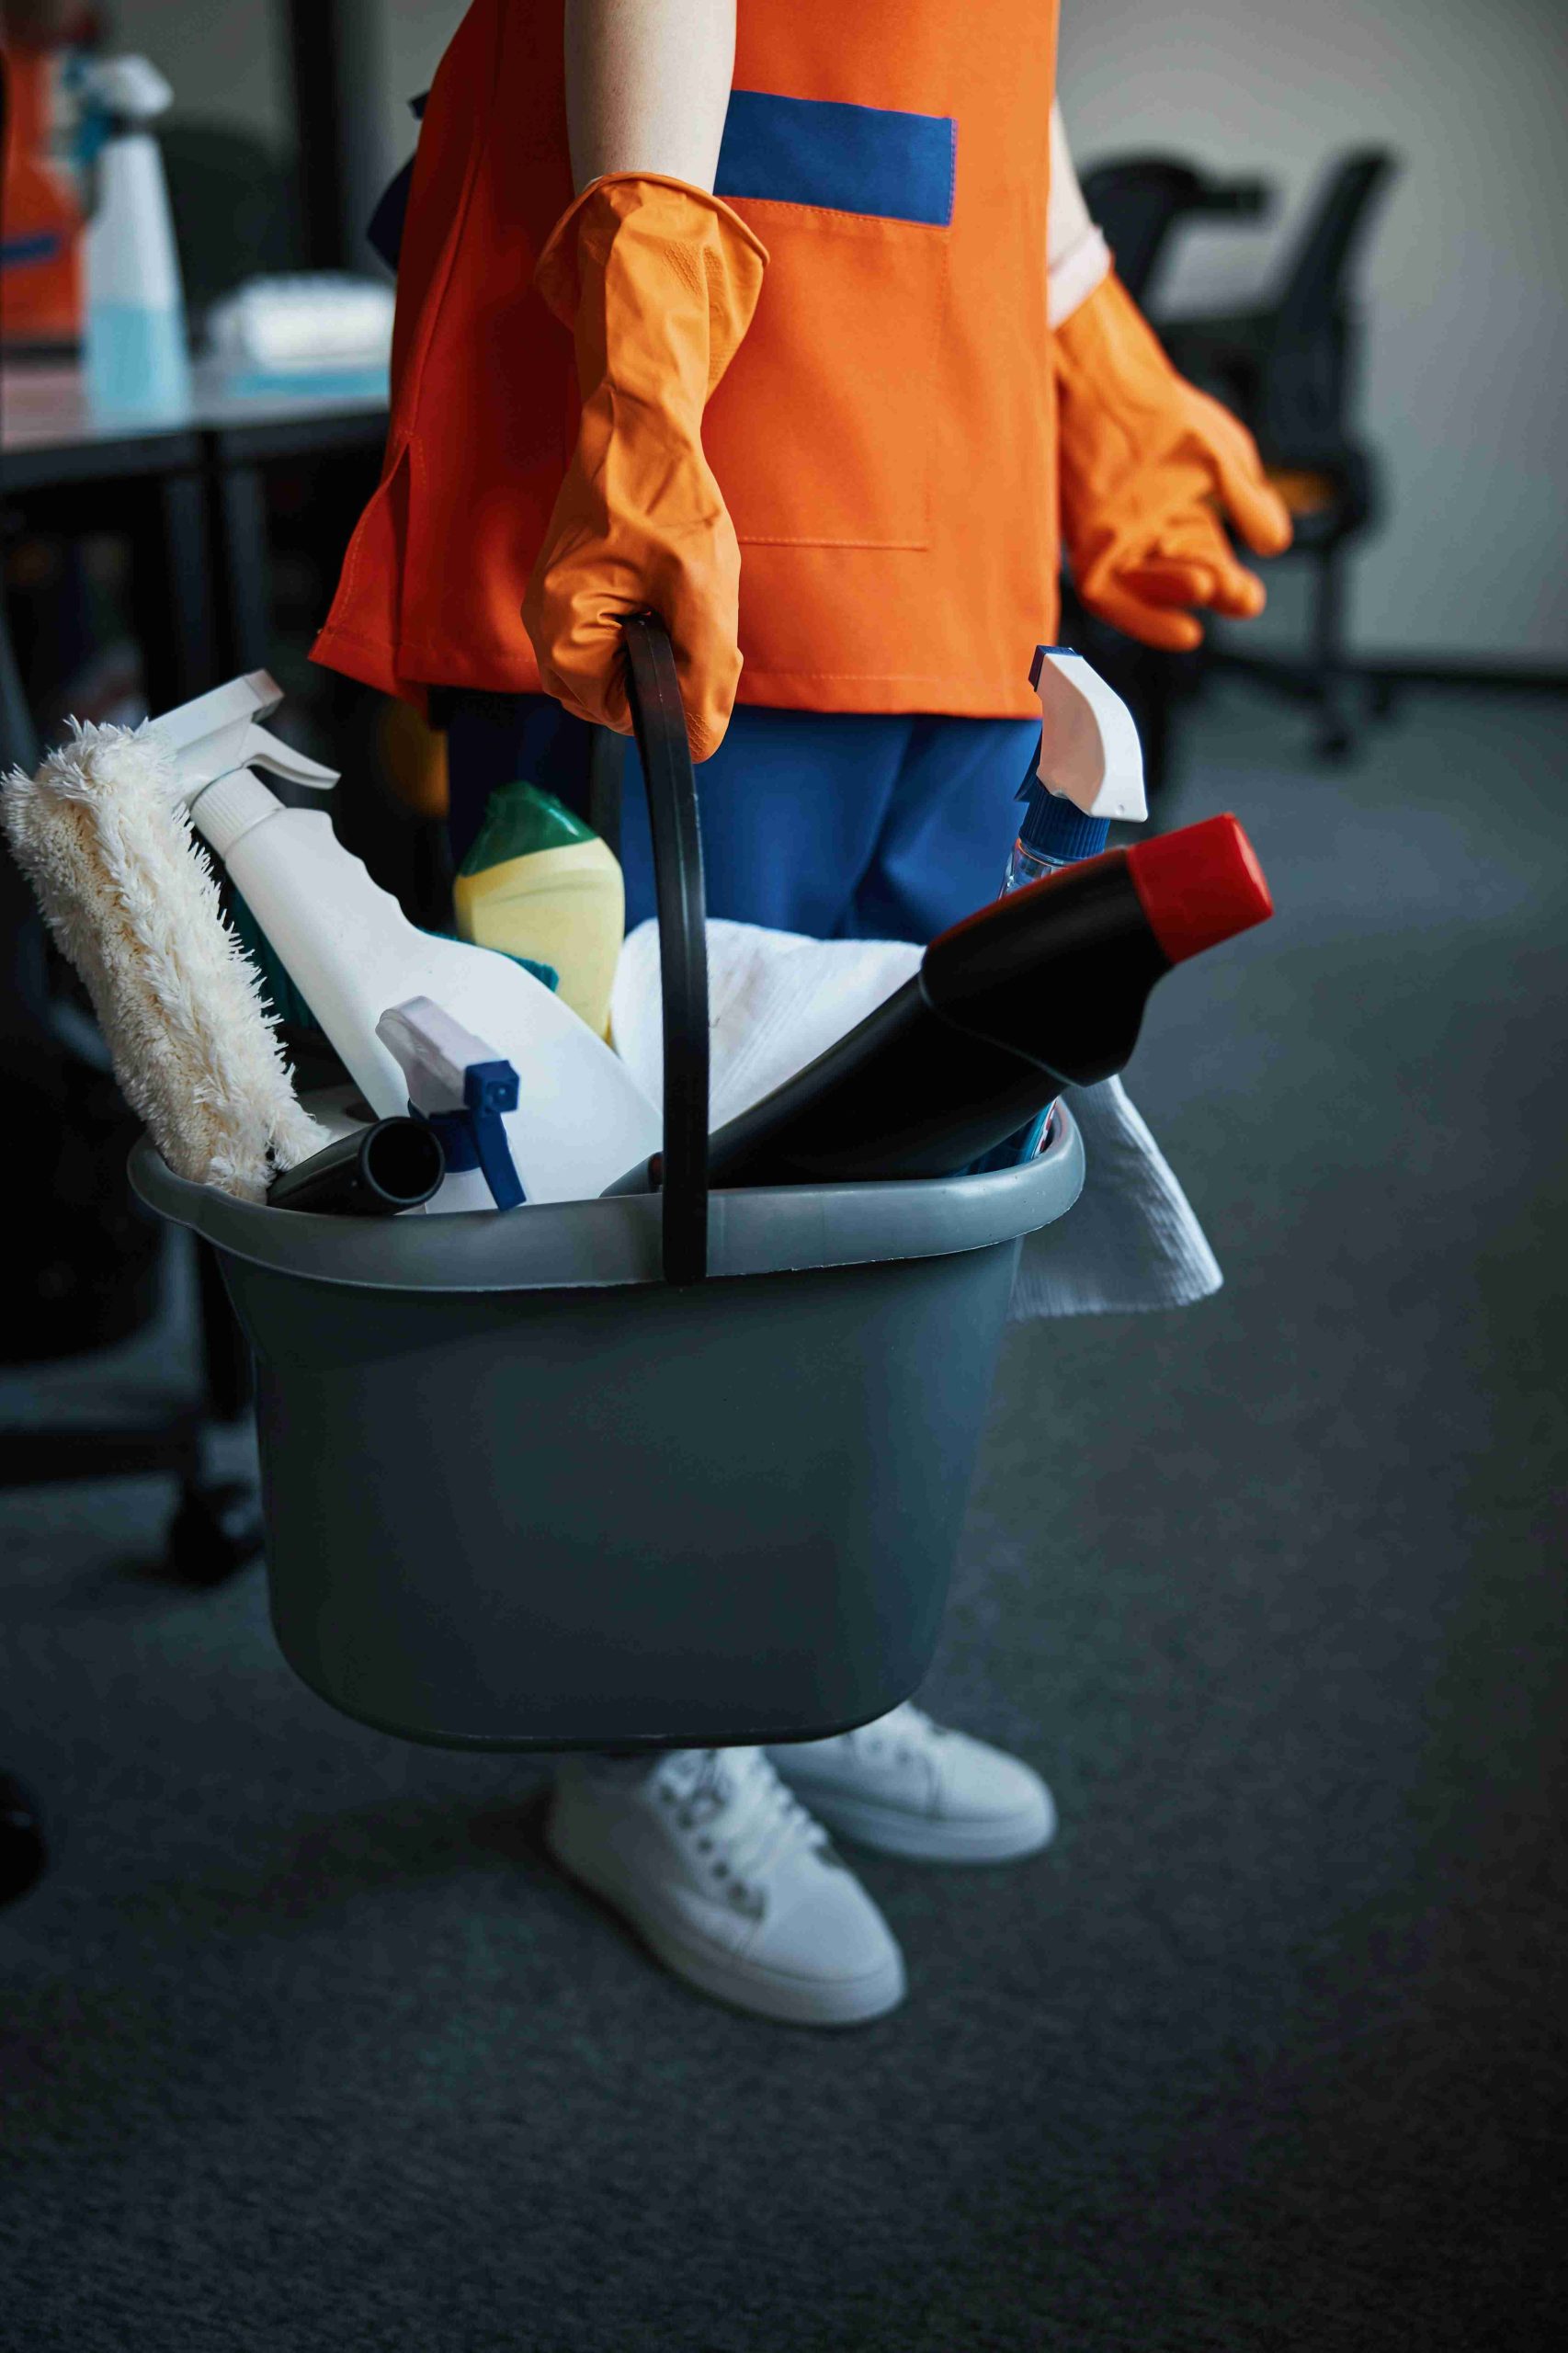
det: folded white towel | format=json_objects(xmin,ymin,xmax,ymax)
[
  {"xmin": 611, "ymin": 917, "xmax": 1221, "ymax": 1322},
  {"xmin": 612, "ymin": 917, "xmax": 922, "ymax": 1131}
]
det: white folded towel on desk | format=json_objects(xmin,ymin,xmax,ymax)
[{"xmin": 611, "ymin": 917, "xmax": 1221, "ymax": 1323}]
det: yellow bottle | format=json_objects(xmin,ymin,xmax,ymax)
[{"xmin": 453, "ymin": 781, "xmax": 624, "ymax": 1038}]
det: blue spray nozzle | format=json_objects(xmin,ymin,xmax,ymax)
[
  {"xmin": 413, "ymin": 1057, "xmax": 526, "ymax": 1211},
  {"xmin": 465, "ymin": 1060, "xmax": 520, "ymax": 1118},
  {"xmin": 1016, "ymin": 776, "xmax": 1111, "ymax": 865}
]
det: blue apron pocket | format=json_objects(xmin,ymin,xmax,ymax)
[{"xmin": 706, "ymin": 91, "xmax": 957, "ymax": 551}]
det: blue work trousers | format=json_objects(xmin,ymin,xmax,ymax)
[{"xmin": 444, "ymin": 696, "xmax": 1040, "ymax": 946}]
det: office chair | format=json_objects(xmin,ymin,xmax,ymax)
[
  {"xmin": 0, "ymin": 590, "xmax": 263, "ymax": 1585},
  {"xmin": 2, "ymin": 53, "xmax": 254, "ymax": 1912},
  {"xmin": 1158, "ymin": 150, "xmax": 1399, "ymax": 758},
  {"xmin": 1080, "ymin": 153, "xmax": 1271, "ymax": 309}
]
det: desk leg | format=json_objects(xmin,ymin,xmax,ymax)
[
  {"xmin": 140, "ymin": 470, "xmax": 217, "ymax": 710},
  {"xmin": 212, "ymin": 460, "xmax": 273, "ymax": 676}
]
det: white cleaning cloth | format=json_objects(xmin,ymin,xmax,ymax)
[
  {"xmin": 207, "ymin": 275, "xmax": 395, "ymax": 375},
  {"xmin": 3, "ymin": 721, "xmax": 325, "ymax": 1200},
  {"xmin": 611, "ymin": 917, "xmax": 1221, "ymax": 1322}
]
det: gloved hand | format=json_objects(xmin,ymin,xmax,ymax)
[
  {"xmin": 1054, "ymin": 269, "xmax": 1293, "ymax": 652},
  {"xmin": 524, "ymin": 176, "xmax": 768, "ymax": 760}
]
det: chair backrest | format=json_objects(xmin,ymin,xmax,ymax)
[
  {"xmin": 1079, "ymin": 156, "xmax": 1214, "ymax": 306},
  {"xmin": 1252, "ymin": 150, "xmax": 1396, "ymax": 452},
  {"xmin": 1272, "ymin": 150, "xmax": 1397, "ymax": 342}
]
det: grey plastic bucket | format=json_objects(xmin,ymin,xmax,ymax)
[
  {"xmin": 131, "ymin": 1114, "xmax": 1082, "ymax": 1750},
  {"xmin": 131, "ymin": 614, "xmax": 1084, "ymax": 1750}
]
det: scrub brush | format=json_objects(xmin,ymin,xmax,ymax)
[{"xmin": 2, "ymin": 714, "xmax": 326, "ymax": 1200}]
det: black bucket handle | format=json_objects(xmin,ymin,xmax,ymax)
[{"xmin": 591, "ymin": 614, "xmax": 710, "ymax": 1286}]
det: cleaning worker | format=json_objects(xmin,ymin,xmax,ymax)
[{"xmin": 312, "ymin": 0, "xmax": 1292, "ymax": 2029}]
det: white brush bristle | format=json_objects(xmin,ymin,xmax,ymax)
[{"xmin": 2, "ymin": 717, "xmax": 326, "ymax": 1200}]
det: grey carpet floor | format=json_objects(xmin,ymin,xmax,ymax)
[{"xmin": 2, "ymin": 684, "xmax": 1564, "ymax": 2352}]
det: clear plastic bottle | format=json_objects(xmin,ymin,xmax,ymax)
[
  {"xmin": 81, "ymin": 58, "xmax": 192, "ymax": 418},
  {"xmin": 1003, "ymin": 784, "xmax": 1111, "ymax": 897}
]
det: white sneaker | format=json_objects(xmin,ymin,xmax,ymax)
[
  {"xmin": 768, "ymin": 1702, "xmax": 1056, "ymax": 1864},
  {"xmin": 545, "ymin": 1746, "xmax": 906, "ymax": 2028}
]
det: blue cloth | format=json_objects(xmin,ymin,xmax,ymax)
[{"xmin": 444, "ymin": 698, "xmax": 1040, "ymax": 947}]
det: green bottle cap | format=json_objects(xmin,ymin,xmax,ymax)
[{"xmin": 458, "ymin": 779, "xmax": 599, "ymax": 877}]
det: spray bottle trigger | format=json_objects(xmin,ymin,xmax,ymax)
[
  {"xmin": 148, "ymin": 673, "xmax": 336, "ymax": 801},
  {"xmin": 1028, "ymin": 645, "xmax": 1148, "ymax": 824},
  {"xmin": 238, "ymin": 726, "xmax": 339, "ymax": 791},
  {"xmin": 409, "ymin": 1062, "xmax": 525, "ymax": 1211}
]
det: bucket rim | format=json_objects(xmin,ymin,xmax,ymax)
[{"xmin": 129, "ymin": 1099, "xmax": 1085, "ymax": 1295}]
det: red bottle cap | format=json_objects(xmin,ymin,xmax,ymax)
[{"xmin": 1125, "ymin": 814, "xmax": 1273, "ymax": 964}]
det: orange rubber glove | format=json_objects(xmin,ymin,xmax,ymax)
[
  {"xmin": 1054, "ymin": 270, "xmax": 1293, "ymax": 653},
  {"xmin": 523, "ymin": 175, "xmax": 768, "ymax": 761}
]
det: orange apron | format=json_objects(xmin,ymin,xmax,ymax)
[{"xmin": 312, "ymin": 0, "xmax": 1060, "ymax": 722}]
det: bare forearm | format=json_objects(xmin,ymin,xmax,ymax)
[
  {"xmin": 1047, "ymin": 102, "xmax": 1110, "ymax": 324},
  {"xmin": 564, "ymin": 0, "xmax": 735, "ymax": 193},
  {"xmin": 1048, "ymin": 104, "xmax": 1094, "ymax": 264}
]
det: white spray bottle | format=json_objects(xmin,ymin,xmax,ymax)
[
  {"xmin": 147, "ymin": 674, "xmax": 663, "ymax": 1206},
  {"xmin": 376, "ymin": 996, "xmax": 526, "ymax": 1218},
  {"xmin": 81, "ymin": 56, "xmax": 191, "ymax": 418}
]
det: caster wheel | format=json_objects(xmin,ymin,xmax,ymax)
[
  {"xmin": 165, "ymin": 1480, "xmax": 264, "ymax": 1586},
  {"xmin": 1315, "ymin": 726, "xmax": 1355, "ymax": 764},
  {"xmin": 0, "ymin": 1773, "xmax": 47, "ymax": 1905}
]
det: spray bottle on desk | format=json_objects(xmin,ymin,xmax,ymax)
[
  {"xmin": 146, "ymin": 674, "xmax": 663, "ymax": 1206},
  {"xmin": 79, "ymin": 57, "xmax": 191, "ymax": 417},
  {"xmin": 970, "ymin": 646, "xmax": 1149, "ymax": 1172}
]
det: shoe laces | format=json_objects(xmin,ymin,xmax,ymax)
[
  {"xmin": 653, "ymin": 1747, "xmax": 827, "ymax": 1914},
  {"xmin": 846, "ymin": 1700, "xmax": 947, "ymax": 1770}
]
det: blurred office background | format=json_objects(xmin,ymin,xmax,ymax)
[
  {"xmin": 1060, "ymin": 0, "xmax": 1568, "ymax": 676},
  {"xmin": 2, "ymin": 6, "xmax": 1564, "ymax": 2350}
]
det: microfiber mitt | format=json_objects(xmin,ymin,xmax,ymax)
[{"xmin": 3, "ymin": 717, "xmax": 325, "ymax": 1200}]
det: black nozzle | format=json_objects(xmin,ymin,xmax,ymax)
[{"xmin": 267, "ymin": 1119, "xmax": 446, "ymax": 1217}]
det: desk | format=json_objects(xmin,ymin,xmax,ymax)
[
  {"xmin": 199, "ymin": 373, "xmax": 391, "ymax": 682},
  {"xmin": 1, "ymin": 359, "xmax": 389, "ymax": 701}
]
